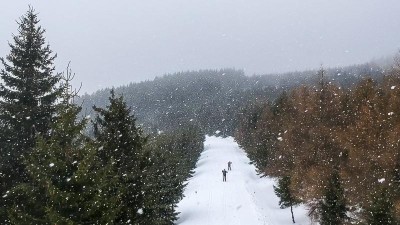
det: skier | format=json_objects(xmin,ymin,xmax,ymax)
[
  {"xmin": 228, "ymin": 161, "xmax": 232, "ymax": 170},
  {"xmin": 222, "ymin": 169, "xmax": 228, "ymax": 182}
]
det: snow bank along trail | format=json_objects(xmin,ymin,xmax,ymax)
[{"xmin": 176, "ymin": 136, "xmax": 312, "ymax": 225}]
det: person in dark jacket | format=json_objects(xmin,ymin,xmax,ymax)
[
  {"xmin": 228, "ymin": 161, "xmax": 232, "ymax": 170},
  {"xmin": 222, "ymin": 169, "xmax": 228, "ymax": 182}
]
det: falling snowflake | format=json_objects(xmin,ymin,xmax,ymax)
[
  {"xmin": 137, "ymin": 208, "xmax": 143, "ymax": 215},
  {"xmin": 277, "ymin": 137, "xmax": 283, "ymax": 141},
  {"xmin": 391, "ymin": 86, "xmax": 396, "ymax": 90},
  {"xmin": 2, "ymin": 191, "xmax": 9, "ymax": 198},
  {"xmin": 49, "ymin": 163, "xmax": 54, "ymax": 167},
  {"xmin": 378, "ymin": 178, "xmax": 385, "ymax": 183}
]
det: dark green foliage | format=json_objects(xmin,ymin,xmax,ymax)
[
  {"xmin": 93, "ymin": 89, "xmax": 147, "ymax": 166},
  {"xmin": 319, "ymin": 170, "xmax": 348, "ymax": 225},
  {"xmin": 82, "ymin": 69, "xmax": 256, "ymax": 136},
  {"xmin": 93, "ymin": 90, "xmax": 149, "ymax": 224},
  {"xmin": 92, "ymin": 91, "xmax": 204, "ymax": 224},
  {"xmin": 0, "ymin": 7, "xmax": 61, "ymax": 222},
  {"xmin": 0, "ymin": 6, "xmax": 61, "ymax": 166},
  {"xmin": 141, "ymin": 125, "xmax": 204, "ymax": 224},
  {"xmin": 366, "ymin": 187, "xmax": 397, "ymax": 225},
  {"xmin": 1, "ymin": 85, "xmax": 205, "ymax": 225},
  {"xmin": 79, "ymin": 64, "xmax": 384, "ymax": 138},
  {"xmin": 274, "ymin": 176, "xmax": 301, "ymax": 223},
  {"xmin": 5, "ymin": 97, "xmax": 121, "ymax": 224}
]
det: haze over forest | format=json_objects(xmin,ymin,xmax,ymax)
[
  {"xmin": 2, "ymin": 0, "xmax": 400, "ymax": 93},
  {"xmin": 2, "ymin": 2, "xmax": 400, "ymax": 224}
]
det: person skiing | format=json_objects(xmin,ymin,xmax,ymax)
[
  {"xmin": 228, "ymin": 161, "xmax": 232, "ymax": 170},
  {"xmin": 222, "ymin": 169, "xmax": 228, "ymax": 182}
]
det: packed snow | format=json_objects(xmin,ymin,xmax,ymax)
[{"xmin": 176, "ymin": 136, "xmax": 312, "ymax": 225}]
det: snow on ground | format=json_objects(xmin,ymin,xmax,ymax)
[{"xmin": 176, "ymin": 136, "xmax": 313, "ymax": 225}]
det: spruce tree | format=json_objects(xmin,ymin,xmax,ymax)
[
  {"xmin": 366, "ymin": 187, "xmax": 397, "ymax": 225},
  {"xmin": 319, "ymin": 170, "xmax": 348, "ymax": 225},
  {"xmin": 5, "ymin": 71, "xmax": 121, "ymax": 224},
  {"xmin": 93, "ymin": 90, "xmax": 149, "ymax": 224},
  {"xmin": 142, "ymin": 139, "xmax": 183, "ymax": 225},
  {"xmin": 140, "ymin": 127, "xmax": 204, "ymax": 224},
  {"xmin": 274, "ymin": 175, "xmax": 301, "ymax": 223},
  {"xmin": 0, "ymin": 6, "xmax": 61, "ymax": 187}
]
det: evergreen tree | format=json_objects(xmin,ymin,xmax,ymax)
[
  {"xmin": 0, "ymin": 6, "xmax": 61, "ymax": 221},
  {"xmin": 366, "ymin": 187, "xmax": 397, "ymax": 225},
  {"xmin": 93, "ymin": 90, "xmax": 149, "ymax": 224},
  {"xmin": 5, "ymin": 71, "xmax": 121, "ymax": 224},
  {"xmin": 274, "ymin": 176, "xmax": 301, "ymax": 223},
  {"xmin": 141, "ymin": 126, "xmax": 204, "ymax": 224},
  {"xmin": 319, "ymin": 170, "xmax": 348, "ymax": 225},
  {"xmin": 142, "ymin": 139, "xmax": 183, "ymax": 225}
]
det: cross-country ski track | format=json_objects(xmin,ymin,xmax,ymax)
[{"xmin": 176, "ymin": 136, "xmax": 312, "ymax": 225}]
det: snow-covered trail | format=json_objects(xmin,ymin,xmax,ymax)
[{"xmin": 176, "ymin": 136, "xmax": 312, "ymax": 225}]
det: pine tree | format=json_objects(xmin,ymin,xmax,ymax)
[
  {"xmin": 5, "ymin": 70, "xmax": 122, "ymax": 224},
  {"xmin": 274, "ymin": 175, "xmax": 301, "ymax": 223},
  {"xmin": 93, "ymin": 90, "xmax": 149, "ymax": 224},
  {"xmin": 319, "ymin": 169, "xmax": 348, "ymax": 225},
  {"xmin": 366, "ymin": 187, "xmax": 397, "ymax": 225},
  {"xmin": 0, "ymin": 6, "xmax": 61, "ymax": 222}
]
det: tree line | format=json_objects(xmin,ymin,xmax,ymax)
[
  {"xmin": 0, "ymin": 7, "xmax": 204, "ymax": 224},
  {"xmin": 235, "ymin": 67, "xmax": 400, "ymax": 224},
  {"xmin": 79, "ymin": 58, "xmax": 383, "ymax": 138}
]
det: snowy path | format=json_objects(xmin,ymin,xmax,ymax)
[{"xmin": 176, "ymin": 136, "xmax": 312, "ymax": 225}]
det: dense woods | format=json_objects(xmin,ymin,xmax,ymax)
[
  {"xmin": 236, "ymin": 67, "xmax": 400, "ymax": 224},
  {"xmin": 80, "ymin": 62, "xmax": 383, "ymax": 138},
  {"xmin": 0, "ymin": 8, "xmax": 204, "ymax": 224},
  {"xmin": 1, "ymin": 6, "xmax": 400, "ymax": 225}
]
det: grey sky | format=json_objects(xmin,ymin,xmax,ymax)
[{"xmin": 1, "ymin": 0, "xmax": 400, "ymax": 94}]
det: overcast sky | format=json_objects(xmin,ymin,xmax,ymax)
[{"xmin": 1, "ymin": 0, "xmax": 400, "ymax": 94}]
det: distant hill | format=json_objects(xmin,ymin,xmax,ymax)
[{"xmin": 78, "ymin": 63, "xmax": 384, "ymax": 136}]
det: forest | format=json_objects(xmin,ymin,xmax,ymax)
[
  {"xmin": 79, "ymin": 62, "xmax": 384, "ymax": 137},
  {"xmin": 1, "ymin": 6, "xmax": 399, "ymax": 225},
  {"xmin": 235, "ymin": 67, "xmax": 400, "ymax": 224},
  {"xmin": 0, "ymin": 8, "xmax": 204, "ymax": 224}
]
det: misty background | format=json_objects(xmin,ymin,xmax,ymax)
[{"xmin": 1, "ymin": 0, "xmax": 400, "ymax": 94}]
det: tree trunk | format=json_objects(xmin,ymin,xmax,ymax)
[{"xmin": 291, "ymin": 204, "xmax": 295, "ymax": 223}]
